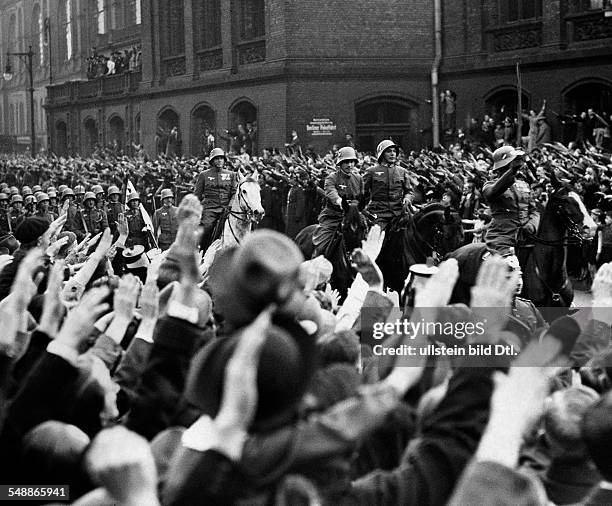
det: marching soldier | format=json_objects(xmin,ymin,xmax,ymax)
[
  {"xmin": 194, "ymin": 148, "xmax": 237, "ymax": 251},
  {"xmin": 74, "ymin": 185, "xmax": 86, "ymax": 208},
  {"xmin": 152, "ymin": 188, "xmax": 178, "ymax": 251},
  {"xmin": 125, "ymin": 192, "xmax": 150, "ymax": 249},
  {"xmin": 364, "ymin": 139, "xmax": 413, "ymax": 230},
  {"xmin": 92, "ymin": 184, "xmax": 106, "ymax": 210},
  {"xmin": 61, "ymin": 188, "xmax": 84, "ymax": 239},
  {"xmin": 105, "ymin": 185, "xmax": 123, "ymax": 239},
  {"xmin": 312, "ymin": 147, "xmax": 365, "ymax": 255},
  {"xmin": 35, "ymin": 193, "xmax": 58, "ymax": 224},
  {"xmin": 48, "ymin": 189, "xmax": 60, "ymax": 216},
  {"xmin": 24, "ymin": 195, "xmax": 36, "ymax": 217},
  {"xmin": 9, "ymin": 195, "xmax": 25, "ymax": 231},
  {"xmin": 0, "ymin": 193, "xmax": 11, "ymax": 234},
  {"xmin": 75, "ymin": 192, "xmax": 109, "ymax": 238}
]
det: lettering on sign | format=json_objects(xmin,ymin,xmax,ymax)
[{"xmin": 307, "ymin": 118, "xmax": 337, "ymax": 136}]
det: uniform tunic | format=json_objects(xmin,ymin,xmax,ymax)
[
  {"xmin": 364, "ymin": 163, "xmax": 412, "ymax": 229},
  {"xmin": 152, "ymin": 205, "xmax": 179, "ymax": 250}
]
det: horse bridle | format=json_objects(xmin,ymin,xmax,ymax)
[
  {"xmin": 225, "ymin": 178, "xmax": 261, "ymax": 244},
  {"xmin": 524, "ymin": 195, "xmax": 584, "ymax": 247}
]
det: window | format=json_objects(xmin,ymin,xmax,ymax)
[
  {"xmin": 31, "ymin": 4, "xmax": 42, "ymax": 67},
  {"xmin": 193, "ymin": 0, "xmax": 221, "ymax": 49},
  {"xmin": 97, "ymin": 0, "xmax": 106, "ymax": 34},
  {"xmin": 499, "ymin": 0, "xmax": 542, "ymax": 22},
  {"xmin": 17, "ymin": 8, "xmax": 23, "ymax": 52},
  {"xmin": 568, "ymin": 0, "xmax": 608, "ymax": 12},
  {"xmin": 160, "ymin": 0, "xmax": 185, "ymax": 57},
  {"xmin": 66, "ymin": 0, "xmax": 73, "ymax": 59},
  {"xmin": 110, "ymin": 0, "xmax": 123, "ymax": 29},
  {"xmin": 126, "ymin": 0, "xmax": 142, "ymax": 26},
  {"xmin": 239, "ymin": 0, "xmax": 265, "ymax": 41}
]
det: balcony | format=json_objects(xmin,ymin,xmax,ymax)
[
  {"xmin": 485, "ymin": 21, "xmax": 543, "ymax": 52},
  {"xmin": 46, "ymin": 71, "xmax": 142, "ymax": 106},
  {"xmin": 565, "ymin": 9, "xmax": 612, "ymax": 43}
]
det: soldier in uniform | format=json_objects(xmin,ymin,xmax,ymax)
[
  {"xmin": 312, "ymin": 147, "xmax": 364, "ymax": 256},
  {"xmin": 34, "ymin": 193, "xmax": 57, "ymax": 224},
  {"xmin": 9, "ymin": 195, "xmax": 25, "ymax": 232},
  {"xmin": 76, "ymin": 192, "xmax": 109, "ymax": 238},
  {"xmin": 364, "ymin": 139, "xmax": 413, "ymax": 230},
  {"xmin": 24, "ymin": 195, "xmax": 36, "ymax": 217},
  {"xmin": 106, "ymin": 185, "xmax": 123, "ymax": 239},
  {"xmin": 47, "ymin": 189, "xmax": 60, "ymax": 216},
  {"xmin": 74, "ymin": 185, "xmax": 86, "ymax": 208},
  {"xmin": 0, "ymin": 193, "xmax": 11, "ymax": 235},
  {"xmin": 92, "ymin": 185, "xmax": 106, "ymax": 210},
  {"xmin": 61, "ymin": 188, "xmax": 83, "ymax": 239},
  {"xmin": 152, "ymin": 188, "xmax": 178, "ymax": 251},
  {"xmin": 482, "ymin": 145, "xmax": 540, "ymax": 270},
  {"xmin": 125, "ymin": 192, "xmax": 150, "ymax": 249},
  {"xmin": 194, "ymin": 148, "xmax": 237, "ymax": 251}
]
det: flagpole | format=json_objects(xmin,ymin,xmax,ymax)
[{"xmin": 516, "ymin": 60, "xmax": 522, "ymax": 147}]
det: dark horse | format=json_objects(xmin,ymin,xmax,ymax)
[
  {"xmin": 295, "ymin": 202, "xmax": 464, "ymax": 296},
  {"xmin": 519, "ymin": 186, "xmax": 596, "ymax": 322},
  {"xmin": 376, "ymin": 203, "xmax": 465, "ymax": 294},
  {"xmin": 294, "ymin": 202, "xmax": 368, "ymax": 296}
]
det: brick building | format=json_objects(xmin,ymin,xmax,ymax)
[{"xmin": 43, "ymin": 0, "xmax": 612, "ymax": 157}]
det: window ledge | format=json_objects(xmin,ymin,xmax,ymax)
[{"xmin": 485, "ymin": 19, "xmax": 543, "ymax": 32}]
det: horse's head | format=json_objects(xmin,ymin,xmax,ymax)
[
  {"xmin": 341, "ymin": 202, "xmax": 368, "ymax": 253},
  {"xmin": 237, "ymin": 169, "xmax": 265, "ymax": 223},
  {"xmin": 548, "ymin": 188, "xmax": 596, "ymax": 241}
]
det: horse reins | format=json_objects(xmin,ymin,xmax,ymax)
[{"xmin": 225, "ymin": 178, "xmax": 260, "ymax": 245}]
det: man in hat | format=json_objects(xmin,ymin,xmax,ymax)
[
  {"xmin": 60, "ymin": 188, "xmax": 83, "ymax": 238},
  {"xmin": 47, "ymin": 189, "xmax": 60, "ymax": 216},
  {"xmin": 194, "ymin": 148, "xmax": 237, "ymax": 251},
  {"xmin": 312, "ymin": 147, "xmax": 364, "ymax": 256},
  {"xmin": 482, "ymin": 146, "xmax": 539, "ymax": 269},
  {"xmin": 74, "ymin": 185, "xmax": 86, "ymax": 208},
  {"xmin": 152, "ymin": 189, "xmax": 178, "ymax": 251},
  {"xmin": 105, "ymin": 185, "xmax": 123, "ymax": 239},
  {"xmin": 364, "ymin": 140, "xmax": 413, "ymax": 230},
  {"xmin": 34, "ymin": 193, "xmax": 57, "ymax": 224},
  {"xmin": 75, "ymin": 192, "xmax": 109, "ymax": 239},
  {"xmin": 125, "ymin": 192, "xmax": 150, "ymax": 248}
]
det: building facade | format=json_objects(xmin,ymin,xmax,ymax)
[{"xmin": 43, "ymin": 0, "xmax": 612, "ymax": 157}]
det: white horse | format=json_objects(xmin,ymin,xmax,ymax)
[{"xmin": 201, "ymin": 170, "xmax": 265, "ymax": 277}]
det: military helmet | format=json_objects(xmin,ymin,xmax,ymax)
[
  {"xmin": 9, "ymin": 187, "xmax": 19, "ymax": 195},
  {"xmin": 92, "ymin": 184, "xmax": 104, "ymax": 195},
  {"xmin": 492, "ymin": 146, "xmax": 525, "ymax": 172},
  {"xmin": 48, "ymin": 190, "xmax": 57, "ymax": 199},
  {"xmin": 58, "ymin": 184, "xmax": 68, "ymax": 193},
  {"xmin": 127, "ymin": 192, "xmax": 140, "ymax": 204},
  {"xmin": 25, "ymin": 195, "xmax": 36, "ymax": 205},
  {"xmin": 83, "ymin": 191, "xmax": 97, "ymax": 202},
  {"xmin": 160, "ymin": 189, "xmax": 174, "ymax": 200},
  {"xmin": 376, "ymin": 139, "xmax": 398, "ymax": 163},
  {"xmin": 62, "ymin": 188, "xmax": 75, "ymax": 199},
  {"xmin": 32, "ymin": 185, "xmax": 43, "ymax": 194},
  {"xmin": 36, "ymin": 192, "xmax": 50, "ymax": 204},
  {"xmin": 209, "ymin": 148, "xmax": 226, "ymax": 162},
  {"xmin": 336, "ymin": 147, "xmax": 358, "ymax": 165},
  {"xmin": 107, "ymin": 185, "xmax": 121, "ymax": 197},
  {"xmin": 11, "ymin": 194, "xmax": 23, "ymax": 204},
  {"xmin": 22, "ymin": 186, "xmax": 33, "ymax": 196},
  {"xmin": 74, "ymin": 185, "xmax": 86, "ymax": 195},
  {"xmin": 0, "ymin": 193, "xmax": 8, "ymax": 202}
]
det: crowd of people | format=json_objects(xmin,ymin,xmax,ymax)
[
  {"xmin": 0, "ymin": 128, "xmax": 611, "ymax": 504},
  {"xmin": 86, "ymin": 46, "xmax": 142, "ymax": 80}
]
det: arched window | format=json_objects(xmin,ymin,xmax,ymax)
[
  {"xmin": 228, "ymin": 100, "xmax": 257, "ymax": 154},
  {"xmin": 191, "ymin": 104, "xmax": 216, "ymax": 156},
  {"xmin": 355, "ymin": 96, "xmax": 414, "ymax": 153},
  {"xmin": 108, "ymin": 115, "xmax": 125, "ymax": 152},
  {"xmin": 160, "ymin": 0, "xmax": 185, "ymax": 57},
  {"xmin": 54, "ymin": 121, "xmax": 68, "ymax": 156},
  {"xmin": 238, "ymin": 0, "xmax": 265, "ymax": 41},
  {"xmin": 126, "ymin": 0, "xmax": 142, "ymax": 26},
  {"xmin": 157, "ymin": 108, "xmax": 181, "ymax": 155},
  {"xmin": 193, "ymin": 0, "xmax": 221, "ymax": 50},
  {"xmin": 484, "ymin": 87, "xmax": 530, "ymax": 119},
  {"xmin": 83, "ymin": 118, "xmax": 98, "ymax": 155},
  {"xmin": 17, "ymin": 8, "xmax": 23, "ymax": 52},
  {"xmin": 31, "ymin": 4, "xmax": 42, "ymax": 68}
]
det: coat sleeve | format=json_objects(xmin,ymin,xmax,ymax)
[
  {"xmin": 482, "ymin": 167, "xmax": 517, "ymax": 202},
  {"xmin": 324, "ymin": 173, "xmax": 341, "ymax": 205},
  {"xmin": 351, "ymin": 365, "xmax": 495, "ymax": 506},
  {"xmin": 364, "ymin": 169, "xmax": 373, "ymax": 202},
  {"xmin": 194, "ymin": 172, "xmax": 205, "ymax": 201}
]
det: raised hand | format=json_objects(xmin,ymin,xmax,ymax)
[
  {"xmin": 350, "ymin": 248, "xmax": 383, "ymax": 291},
  {"xmin": 591, "ymin": 262, "xmax": 612, "ymax": 325},
  {"xmin": 361, "ymin": 224, "xmax": 385, "ymax": 262},
  {"xmin": 39, "ymin": 260, "xmax": 67, "ymax": 338},
  {"xmin": 113, "ymin": 274, "xmax": 140, "ymax": 324},
  {"xmin": 116, "ymin": 213, "xmax": 129, "ymax": 240},
  {"xmin": 414, "ymin": 258, "xmax": 459, "ymax": 309},
  {"xmin": 177, "ymin": 194, "xmax": 203, "ymax": 224},
  {"xmin": 85, "ymin": 426, "xmax": 158, "ymax": 506},
  {"xmin": 139, "ymin": 281, "xmax": 159, "ymax": 323},
  {"xmin": 46, "ymin": 235, "xmax": 69, "ymax": 259},
  {"xmin": 92, "ymin": 228, "xmax": 114, "ymax": 262}
]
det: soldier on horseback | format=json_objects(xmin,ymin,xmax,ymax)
[
  {"xmin": 483, "ymin": 145, "xmax": 540, "ymax": 270},
  {"xmin": 364, "ymin": 140, "xmax": 413, "ymax": 230},
  {"xmin": 194, "ymin": 148, "xmax": 237, "ymax": 251},
  {"xmin": 312, "ymin": 147, "xmax": 364, "ymax": 256}
]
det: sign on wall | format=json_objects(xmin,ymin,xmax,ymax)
[{"xmin": 307, "ymin": 118, "xmax": 337, "ymax": 136}]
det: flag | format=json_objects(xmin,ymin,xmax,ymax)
[
  {"xmin": 127, "ymin": 179, "xmax": 158, "ymax": 248},
  {"xmin": 43, "ymin": 17, "xmax": 50, "ymax": 46}
]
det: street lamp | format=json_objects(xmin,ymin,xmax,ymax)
[{"xmin": 4, "ymin": 46, "xmax": 36, "ymax": 155}]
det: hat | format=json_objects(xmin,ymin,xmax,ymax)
[
  {"xmin": 11, "ymin": 194, "xmax": 23, "ymax": 204},
  {"xmin": 208, "ymin": 230, "xmax": 304, "ymax": 329},
  {"xmin": 107, "ymin": 185, "xmax": 121, "ymax": 197},
  {"xmin": 22, "ymin": 186, "xmax": 33, "ymax": 196},
  {"xmin": 127, "ymin": 192, "xmax": 140, "ymax": 204},
  {"xmin": 36, "ymin": 192, "xmax": 49, "ymax": 204},
  {"xmin": 74, "ymin": 185, "xmax": 86, "ymax": 195},
  {"xmin": 48, "ymin": 190, "xmax": 57, "ymax": 199},
  {"xmin": 492, "ymin": 146, "xmax": 524, "ymax": 171},
  {"xmin": 91, "ymin": 185, "xmax": 104, "ymax": 194},
  {"xmin": 62, "ymin": 188, "xmax": 75, "ymax": 199},
  {"xmin": 14, "ymin": 217, "xmax": 50, "ymax": 244},
  {"xmin": 122, "ymin": 245, "xmax": 150, "ymax": 269},
  {"xmin": 160, "ymin": 189, "xmax": 174, "ymax": 200},
  {"xmin": 376, "ymin": 140, "xmax": 398, "ymax": 163},
  {"xmin": 209, "ymin": 148, "xmax": 226, "ymax": 162},
  {"xmin": 83, "ymin": 192, "xmax": 96, "ymax": 202},
  {"xmin": 184, "ymin": 312, "xmax": 315, "ymax": 431},
  {"xmin": 0, "ymin": 193, "xmax": 8, "ymax": 201},
  {"xmin": 336, "ymin": 147, "xmax": 358, "ymax": 165}
]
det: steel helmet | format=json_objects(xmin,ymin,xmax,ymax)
[
  {"xmin": 92, "ymin": 184, "xmax": 104, "ymax": 195},
  {"xmin": 74, "ymin": 185, "xmax": 86, "ymax": 195},
  {"xmin": 160, "ymin": 189, "xmax": 174, "ymax": 200},
  {"xmin": 492, "ymin": 145, "xmax": 525, "ymax": 172},
  {"xmin": 376, "ymin": 140, "xmax": 398, "ymax": 163},
  {"xmin": 11, "ymin": 194, "xmax": 23, "ymax": 204},
  {"xmin": 0, "ymin": 193, "xmax": 8, "ymax": 202},
  {"xmin": 22, "ymin": 186, "xmax": 33, "ymax": 196},
  {"xmin": 47, "ymin": 190, "xmax": 57, "ymax": 199},
  {"xmin": 25, "ymin": 195, "xmax": 36, "ymax": 205},
  {"xmin": 336, "ymin": 147, "xmax": 358, "ymax": 165},
  {"xmin": 47, "ymin": 186, "xmax": 56, "ymax": 193},
  {"xmin": 9, "ymin": 187, "xmax": 19, "ymax": 195},
  {"xmin": 62, "ymin": 188, "xmax": 75, "ymax": 199},
  {"xmin": 58, "ymin": 184, "xmax": 68, "ymax": 193},
  {"xmin": 209, "ymin": 148, "xmax": 226, "ymax": 162},
  {"xmin": 83, "ymin": 191, "xmax": 97, "ymax": 202},
  {"xmin": 36, "ymin": 192, "xmax": 50, "ymax": 204},
  {"xmin": 107, "ymin": 185, "xmax": 121, "ymax": 197},
  {"xmin": 127, "ymin": 192, "xmax": 140, "ymax": 204},
  {"xmin": 32, "ymin": 185, "xmax": 43, "ymax": 194}
]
